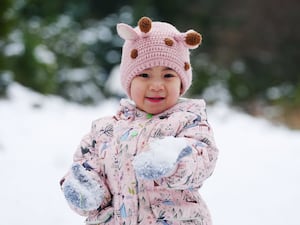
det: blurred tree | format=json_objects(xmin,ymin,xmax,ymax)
[
  {"xmin": 1, "ymin": 0, "xmax": 132, "ymax": 103},
  {"xmin": 0, "ymin": 0, "xmax": 16, "ymax": 96},
  {"xmin": 1, "ymin": 0, "xmax": 300, "ymax": 128},
  {"xmin": 205, "ymin": 0, "xmax": 300, "ymax": 107}
]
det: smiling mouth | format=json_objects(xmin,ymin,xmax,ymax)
[{"xmin": 145, "ymin": 97, "xmax": 165, "ymax": 102}]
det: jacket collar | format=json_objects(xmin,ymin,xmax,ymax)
[{"xmin": 116, "ymin": 98, "xmax": 187, "ymax": 121}]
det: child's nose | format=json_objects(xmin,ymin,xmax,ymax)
[{"xmin": 149, "ymin": 80, "xmax": 164, "ymax": 91}]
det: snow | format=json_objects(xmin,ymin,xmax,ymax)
[
  {"xmin": 132, "ymin": 136, "xmax": 189, "ymax": 180},
  {"xmin": 1, "ymin": 83, "xmax": 299, "ymax": 225},
  {"xmin": 34, "ymin": 45, "xmax": 56, "ymax": 65},
  {"xmin": 105, "ymin": 65, "xmax": 125, "ymax": 97}
]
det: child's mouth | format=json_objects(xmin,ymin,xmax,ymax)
[{"xmin": 146, "ymin": 97, "xmax": 165, "ymax": 103}]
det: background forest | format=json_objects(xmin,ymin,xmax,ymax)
[{"xmin": 1, "ymin": 0, "xmax": 299, "ymax": 128}]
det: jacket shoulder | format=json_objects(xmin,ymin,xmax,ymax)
[{"xmin": 178, "ymin": 98, "xmax": 206, "ymax": 111}]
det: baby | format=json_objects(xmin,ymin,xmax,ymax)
[{"xmin": 60, "ymin": 16, "xmax": 218, "ymax": 225}]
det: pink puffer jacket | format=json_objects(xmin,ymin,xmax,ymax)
[{"xmin": 61, "ymin": 98, "xmax": 218, "ymax": 225}]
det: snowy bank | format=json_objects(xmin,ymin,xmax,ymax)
[{"xmin": 0, "ymin": 83, "xmax": 299, "ymax": 225}]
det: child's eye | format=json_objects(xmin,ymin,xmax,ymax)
[
  {"xmin": 164, "ymin": 73, "xmax": 175, "ymax": 78},
  {"xmin": 138, "ymin": 73, "xmax": 149, "ymax": 78}
]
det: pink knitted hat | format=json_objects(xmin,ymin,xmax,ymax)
[{"xmin": 117, "ymin": 17, "xmax": 202, "ymax": 97}]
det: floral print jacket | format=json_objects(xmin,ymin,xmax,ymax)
[{"xmin": 61, "ymin": 98, "xmax": 218, "ymax": 225}]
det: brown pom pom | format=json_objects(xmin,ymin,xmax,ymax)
[
  {"xmin": 164, "ymin": 38, "xmax": 174, "ymax": 46},
  {"xmin": 131, "ymin": 49, "xmax": 138, "ymax": 59},
  {"xmin": 138, "ymin": 17, "xmax": 152, "ymax": 33},
  {"xmin": 184, "ymin": 62, "xmax": 190, "ymax": 71},
  {"xmin": 185, "ymin": 32, "xmax": 202, "ymax": 46}
]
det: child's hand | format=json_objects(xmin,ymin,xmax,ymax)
[
  {"xmin": 62, "ymin": 163, "xmax": 104, "ymax": 211},
  {"xmin": 132, "ymin": 136, "xmax": 192, "ymax": 180}
]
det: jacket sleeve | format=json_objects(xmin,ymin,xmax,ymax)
[
  {"xmin": 158, "ymin": 100, "xmax": 218, "ymax": 190},
  {"xmin": 60, "ymin": 118, "xmax": 112, "ymax": 216}
]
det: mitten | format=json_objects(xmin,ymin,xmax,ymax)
[
  {"xmin": 62, "ymin": 163, "xmax": 104, "ymax": 211},
  {"xmin": 132, "ymin": 136, "xmax": 192, "ymax": 180}
]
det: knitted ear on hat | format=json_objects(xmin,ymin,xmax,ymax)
[{"xmin": 117, "ymin": 23, "xmax": 139, "ymax": 40}]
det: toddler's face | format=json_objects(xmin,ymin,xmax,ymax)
[{"xmin": 130, "ymin": 66, "xmax": 182, "ymax": 115}]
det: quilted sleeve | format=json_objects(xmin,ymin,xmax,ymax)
[{"xmin": 60, "ymin": 118, "xmax": 113, "ymax": 216}]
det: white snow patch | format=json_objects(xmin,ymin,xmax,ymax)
[{"xmin": 0, "ymin": 83, "xmax": 299, "ymax": 225}]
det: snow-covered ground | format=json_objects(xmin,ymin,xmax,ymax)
[{"xmin": 0, "ymin": 83, "xmax": 299, "ymax": 225}]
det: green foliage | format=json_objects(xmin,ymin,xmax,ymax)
[
  {"xmin": 1, "ymin": 0, "xmax": 300, "ymax": 113},
  {"xmin": 11, "ymin": 23, "xmax": 56, "ymax": 94},
  {"xmin": 0, "ymin": 2, "xmax": 132, "ymax": 103},
  {"xmin": 0, "ymin": 0, "xmax": 16, "ymax": 96}
]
